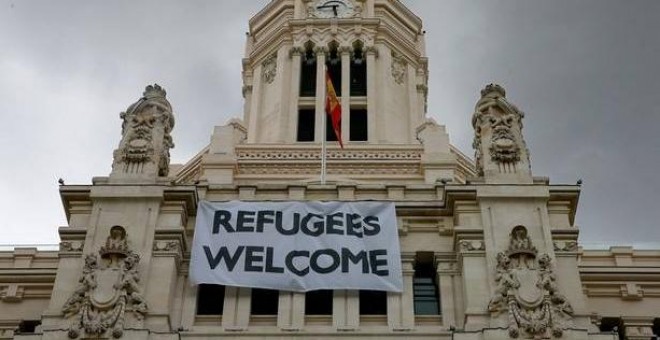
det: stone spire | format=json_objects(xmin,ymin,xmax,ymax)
[
  {"xmin": 472, "ymin": 84, "xmax": 532, "ymax": 183},
  {"xmin": 110, "ymin": 84, "xmax": 175, "ymax": 181}
]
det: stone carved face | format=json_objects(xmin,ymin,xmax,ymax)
[{"xmin": 488, "ymin": 112, "xmax": 520, "ymax": 163}]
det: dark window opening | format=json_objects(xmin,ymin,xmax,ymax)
[
  {"xmin": 17, "ymin": 320, "xmax": 40, "ymax": 334},
  {"xmin": 305, "ymin": 290, "xmax": 333, "ymax": 315},
  {"xmin": 251, "ymin": 288, "xmax": 279, "ymax": 315},
  {"xmin": 196, "ymin": 284, "xmax": 225, "ymax": 315},
  {"xmin": 350, "ymin": 46, "xmax": 367, "ymax": 96},
  {"xmin": 326, "ymin": 114, "xmax": 339, "ymax": 142},
  {"xmin": 300, "ymin": 46, "xmax": 317, "ymax": 97},
  {"xmin": 413, "ymin": 253, "xmax": 440, "ymax": 315},
  {"xmin": 350, "ymin": 109, "xmax": 368, "ymax": 141},
  {"xmin": 359, "ymin": 290, "xmax": 387, "ymax": 315},
  {"xmin": 653, "ymin": 318, "xmax": 660, "ymax": 338},
  {"xmin": 326, "ymin": 44, "xmax": 342, "ymax": 97},
  {"xmin": 297, "ymin": 109, "xmax": 316, "ymax": 142},
  {"xmin": 599, "ymin": 317, "xmax": 624, "ymax": 340}
]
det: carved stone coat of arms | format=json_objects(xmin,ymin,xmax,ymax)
[
  {"xmin": 489, "ymin": 226, "xmax": 574, "ymax": 338},
  {"xmin": 62, "ymin": 226, "xmax": 147, "ymax": 339}
]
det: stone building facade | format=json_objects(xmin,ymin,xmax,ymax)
[{"xmin": 1, "ymin": 1, "xmax": 659, "ymax": 339}]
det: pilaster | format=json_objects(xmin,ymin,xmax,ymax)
[
  {"xmin": 387, "ymin": 253, "xmax": 414, "ymax": 330},
  {"xmin": 288, "ymin": 47, "xmax": 303, "ymax": 143},
  {"xmin": 436, "ymin": 253, "xmax": 458, "ymax": 328},
  {"xmin": 365, "ymin": 46, "xmax": 377, "ymax": 143},
  {"xmin": 340, "ymin": 46, "xmax": 351, "ymax": 143}
]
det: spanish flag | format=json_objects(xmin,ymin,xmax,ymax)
[{"xmin": 325, "ymin": 70, "xmax": 344, "ymax": 148}]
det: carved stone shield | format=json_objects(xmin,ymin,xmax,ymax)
[
  {"xmin": 90, "ymin": 268, "xmax": 122, "ymax": 309},
  {"xmin": 513, "ymin": 268, "xmax": 543, "ymax": 308}
]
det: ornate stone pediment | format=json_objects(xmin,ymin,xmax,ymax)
[
  {"xmin": 489, "ymin": 226, "xmax": 573, "ymax": 338},
  {"xmin": 62, "ymin": 226, "xmax": 147, "ymax": 339}
]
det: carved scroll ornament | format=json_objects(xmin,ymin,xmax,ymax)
[
  {"xmin": 62, "ymin": 226, "xmax": 147, "ymax": 339},
  {"xmin": 488, "ymin": 226, "xmax": 573, "ymax": 338}
]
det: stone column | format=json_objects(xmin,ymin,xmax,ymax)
[
  {"xmin": 288, "ymin": 47, "xmax": 303, "ymax": 143},
  {"xmin": 314, "ymin": 47, "xmax": 328, "ymax": 143},
  {"xmin": 388, "ymin": 253, "xmax": 415, "ymax": 330},
  {"xmin": 340, "ymin": 46, "xmax": 351, "ymax": 144},
  {"xmin": 221, "ymin": 286, "xmax": 251, "ymax": 331},
  {"xmin": 333, "ymin": 290, "xmax": 359, "ymax": 330},
  {"xmin": 456, "ymin": 239, "xmax": 489, "ymax": 331},
  {"xmin": 277, "ymin": 291, "xmax": 305, "ymax": 330},
  {"xmin": 247, "ymin": 63, "xmax": 263, "ymax": 144},
  {"xmin": 436, "ymin": 255, "xmax": 458, "ymax": 328},
  {"xmin": 365, "ymin": 46, "xmax": 378, "ymax": 143}
]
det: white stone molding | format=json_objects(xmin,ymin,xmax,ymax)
[
  {"xmin": 59, "ymin": 241, "xmax": 84, "ymax": 253},
  {"xmin": 458, "ymin": 240, "xmax": 486, "ymax": 252},
  {"xmin": 62, "ymin": 226, "xmax": 147, "ymax": 339},
  {"xmin": 292, "ymin": 25, "xmax": 377, "ymax": 51},
  {"xmin": 553, "ymin": 241, "xmax": 578, "ymax": 253}
]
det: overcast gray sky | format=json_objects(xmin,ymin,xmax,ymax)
[{"xmin": 1, "ymin": 0, "xmax": 659, "ymax": 247}]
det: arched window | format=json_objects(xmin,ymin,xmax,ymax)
[
  {"xmin": 350, "ymin": 41, "xmax": 367, "ymax": 96},
  {"xmin": 300, "ymin": 42, "xmax": 317, "ymax": 97},
  {"xmin": 326, "ymin": 41, "xmax": 342, "ymax": 97}
]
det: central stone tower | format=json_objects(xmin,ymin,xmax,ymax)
[{"xmin": 180, "ymin": 0, "xmax": 474, "ymax": 186}]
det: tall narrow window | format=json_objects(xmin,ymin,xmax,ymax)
[
  {"xmin": 305, "ymin": 290, "xmax": 333, "ymax": 315},
  {"xmin": 251, "ymin": 288, "xmax": 279, "ymax": 315},
  {"xmin": 326, "ymin": 42, "xmax": 341, "ymax": 96},
  {"xmin": 359, "ymin": 290, "xmax": 387, "ymax": 315},
  {"xmin": 196, "ymin": 284, "xmax": 225, "ymax": 315},
  {"xmin": 297, "ymin": 109, "xmax": 315, "ymax": 142},
  {"xmin": 350, "ymin": 109, "xmax": 368, "ymax": 141},
  {"xmin": 413, "ymin": 252, "xmax": 441, "ymax": 315},
  {"xmin": 350, "ymin": 42, "xmax": 367, "ymax": 96},
  {"xmin": 300, "ymin": 43, "xmax": 317, "ymax": 97}
]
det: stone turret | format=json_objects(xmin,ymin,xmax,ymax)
[
  {"xmin": 110, "ymin": 84, "xmax": 175, "ymax": 182},
  {"xmin": 472, "ymin": 84, "xmax": 532, "ymax": 184}
]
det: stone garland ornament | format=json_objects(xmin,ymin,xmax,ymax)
[
  {"xmin": 62, "ymin": 226, "xmax": 147, "ymax": 339},
  {"xmin": 113, "ymin": 84, "xmax": 175, "ymax": 177},
  {"xmin": 472, "ymin": 84, "xmax": 530, "ymax": 176},
  {"xmin": 488, "ymin": 226, "xmax": 574, "ymax": 339},
  {"xmin": 262, "ymin": 55, "xmax": 277, "ymax": 84},
  {"xmin": 391, "ymin": 53, "xmax": 407, "ymax": 85}
]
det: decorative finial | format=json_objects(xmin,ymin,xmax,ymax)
[
  {"xmin": 143, "ymin": 84, "xmax": 167, "ymax": 99},
  {"xmin": 111, "ymin": 84, "xmax": 175, "ymax": 180},
  {"xmin": 480, "ymin": 83, "xmax": 506, "ymax": 98}
]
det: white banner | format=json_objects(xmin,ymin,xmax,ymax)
[{"xmin": 190, "ymin": 201, "xmax": 402, "ymax": 292}]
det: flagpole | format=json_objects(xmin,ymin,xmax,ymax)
[
  {"xmin": 321, "ymin": 102, "xmax": 327, "ymax": 185},
  {"xmin": 321, "ymin": 66, "xmax": 327, "ymax": 185}
]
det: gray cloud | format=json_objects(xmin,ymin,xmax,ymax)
[{"xmin": 1, "ymin": 0, "xmax": 658, "ymax": 247}]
